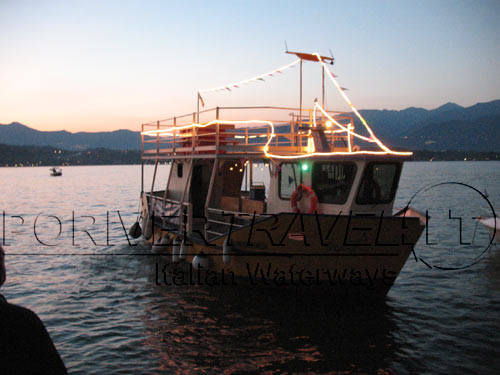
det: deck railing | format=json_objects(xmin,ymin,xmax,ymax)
[
  {"xmin": 147, "ymin": 193, "xmax": 193, "ymax": 235},
  {"xmin": 141, "ymin": 106, "xmax": 354, "ymax": 160}
]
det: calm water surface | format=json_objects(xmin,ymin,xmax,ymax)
[{"xmin": 1, "ymin": 162, "xmax": 500, "ymax": 374}]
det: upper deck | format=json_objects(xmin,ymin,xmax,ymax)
[
  {"xmin": 140, "ymin": 51, "xmax": 413, "ymax": 162},
  {"xmin": 141, "ymin": 106, "xmax": 355, "ymax": 161}
]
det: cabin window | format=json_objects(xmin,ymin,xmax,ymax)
[
  {"xmin": 356, "ymin": 162, "xmax": 401, "ymax": 205},
  {"xmin": 279, "ymin": 163, "xmax": 302, "ymax": 199},
  {"xmin": 177, "ymin": 162, "xmax": 183, "ymax": 178},
  {"xmin": 312, "ymin": 162, "xmax": 357, "ymax": 204}
]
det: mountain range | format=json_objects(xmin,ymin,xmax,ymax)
[
  {"xmin": 1, "ymin": 100, "xmax": 499, "ymax": 152},
  {"xmin": 353, "ymin": 100, "xmax": 500, "ymax": 151},
  {"xmin": 0, "ymin": 123, "xmax": 139, "ymax": 150}
]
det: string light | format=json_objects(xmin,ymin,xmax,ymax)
[
  {"xmin": 142, "ymin": 111, "xmax": 411, "ymax": 159},
  {"xmin": 314, "ymin": 103, "xmax": 368, "ymax": 142},
  {"xmin": 262, "ymin": 103, "xmax": 412, "ymax": 159},
  {"xmin": 142, "ymin": 53, "xmax": 413, "ymax": 159},
  {"xmin": 198, "ymin": 59, "xmax": 300, "ymax": 94},
  {"xmin": 313, "ymin": 53, "xmax": 399, "ymax": 154}
]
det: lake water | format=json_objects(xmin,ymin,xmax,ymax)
[{"xmin": 1, "ymin": 161, "xmax": 500, "ymax": 374}]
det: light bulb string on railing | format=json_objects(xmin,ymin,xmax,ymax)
[
  {"xmin": 313, "ymin": 53, "xmax": 392, "ymax": 153},
  {"xmin": 142, "ymin": 52, "xmax": 412, "ymax": 158},
  {"xmin": 315, "ymin": 103, "xmax": 371, "ymax": 142},
  {"xmin": 142, "ymin": 110, "xmax": 411, "ymax": 159},
  {"xmin": 142, "ymin": 119, "xmax": 277, "ymax": 138},
  {"xmin": 197, "ymin": 59, "xmax": 301, "ymax": 107},
  {"xmin": 313, "ymin": 101, "xmax": 353, "ymax": 152}
]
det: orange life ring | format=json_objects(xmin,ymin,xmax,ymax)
[{"xmin": 290, "ymin": 184, "xmax": 319, "ymax": 214}]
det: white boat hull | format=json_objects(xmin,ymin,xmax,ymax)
[{"xmin": 479, "ymin": 217, "xmax": 500, "ymax": 243}]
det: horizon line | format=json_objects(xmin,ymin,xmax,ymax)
[{"xmin": 1, "ymin": 98, "xmax": 498, "ymax": 134}]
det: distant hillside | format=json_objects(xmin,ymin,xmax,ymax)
[
  {"xmin": 398, "ymin": 115, "xmax": 499, "ymax": 151},
  {"xmin": 1, "ymin": 143, "xmax": 498, "ymax": 167},
  {"xmin": 0, "ymin": 144, "xmax": 140, "ymax": 166},
  {"xmin": 355, "ymin": 99, "xmax": 500, "ymax": 151},
  {"xmin": 0, "ymin": 123, "xmax": 140, "ymax": 150},
  {"xmin": 1, "ymin": 99, "xmax": 499, "ymax": 151}
]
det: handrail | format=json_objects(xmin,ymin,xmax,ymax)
[
  {"xmin": 207, "ymin": 207, "xmax": 266, "ymax": 217},
  {"xmin": 142, "ymin": 106, "xmax": 351, "ymax": 126},
  {"xmin": 207, "ymin": 218, "xmax": 245, "ymax": 228},
  {"xmin": 204, "ymin": 206, "xmax": 266, "ymax": 240},
  {"xmin": 141, "ymin": 106, "xmax": 355, "ymax": 159},
  {"xmin": 147, "ymin": 194, "xmax": 193, "ymax": 234},
  {"xmin": 143, "ymin": 107, "xmax": 218, "ymax": 126}
]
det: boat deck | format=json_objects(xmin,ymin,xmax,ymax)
[{"xmin": 141, "ymin": 106, "xmax": 354, "ymax": 160}]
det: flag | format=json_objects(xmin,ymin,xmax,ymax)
[{"xmin": 198, "ymin": 93, "xmax": 205, "ymax": 108}]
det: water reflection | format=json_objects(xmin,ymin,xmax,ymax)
[{"xmin": 142, "ymin": 281, "xmax": 399, "ymax": 374}]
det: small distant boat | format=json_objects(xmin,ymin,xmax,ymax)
[{"xmin": 50, "ymin": 167, "xmax": 62, "ymax": 176}]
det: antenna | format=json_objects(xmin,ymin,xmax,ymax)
[
  {"xmin": 284, "ymin": 40, "xmax": 289, "ymax": 52},
  {"xmin": 329, "ymin": 49, "xmax": 335, "ymax": 65}
]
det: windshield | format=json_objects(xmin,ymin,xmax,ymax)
[
  {"xmin": 312, "ymin": 162, "xmax": 357, "ymax": 204},
  {"xmin": 356, "ymin": 162, "xmax": 401, "ymax": 204}
]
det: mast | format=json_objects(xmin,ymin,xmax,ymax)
[
  {"xmin": 322, "ymin": 64, "xmax": 325, "ymax": 109},
  {"xmin": 285, "ymin": 51, "xmax": 334, "ymax": 129},
  {"xmin": 299, "ymin": 59, "xmax": 302, "ymax": 128},
  {"xmin": 196, "ymin": 92, "xmax": 200, "ymax": 123}
]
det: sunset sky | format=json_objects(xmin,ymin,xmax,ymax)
[{"xmin": 1, "ymin": 0, "xmax": 499, "ymax": 132}]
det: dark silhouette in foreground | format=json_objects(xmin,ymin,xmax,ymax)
[{"xmin": 0, "ymin": 246, "xmax": 67, "ymax": 374}]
